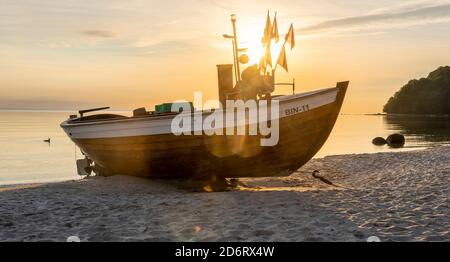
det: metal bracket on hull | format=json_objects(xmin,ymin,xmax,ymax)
[
  {"xmin": 275, "ymin": 78, "xmax": 296, "ymax": 95},
  {"xmin": 76, "ymin": 158, "xmax": 92, "ymax": 177}
]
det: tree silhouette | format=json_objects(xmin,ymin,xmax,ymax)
[{"xmin": 384, "ymin": 66, "xmax": 450, "ymax": 115}]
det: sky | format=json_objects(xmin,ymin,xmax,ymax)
[{"xmin": 1, "ymin": 0, "xmax": 450, "ymax": 113}]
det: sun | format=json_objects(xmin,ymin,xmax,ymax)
[
  {"xmin": 237, "ymin": 26, "xmax": 264, "ymax": 65},
  {"xmin": 239, "ymin": 26, "xmax": 284, "ymax": 68},
  {"xmin": 246, "ymin": 43, "xmax": 265, "ymax": 65}
]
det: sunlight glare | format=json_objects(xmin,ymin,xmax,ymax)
[{"xmin": 239, "ymin": 25, "xmax": 284, "ymax": 70}]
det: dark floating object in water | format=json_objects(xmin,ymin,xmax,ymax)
[
  {"xmin": 43, "ymin": 138, "xmax": 51, "ymax": 143},
  {"xmin": 372, "ymin": 137, "xmax": 387, "ymax": 146},
  {"xmin": 386, "ymin": 133, "xmax": 405, "ymax": 148}
]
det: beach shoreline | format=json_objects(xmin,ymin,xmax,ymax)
[{"xmin": 1, "ymin": 146, "xmax": 448, "ymax": 242}]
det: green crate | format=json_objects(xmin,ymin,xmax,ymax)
[
  {"xmin": 155, "ymin": 102, "xmax": 193, "ymax": 114},
  {"xmin": 155, "ymin": 103, "xmax": 172, "ymax": 113}
]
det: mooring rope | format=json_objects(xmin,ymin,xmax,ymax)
[{"xmin": 295, "ymin": 169, "xmax": 350, "ymax": 189}]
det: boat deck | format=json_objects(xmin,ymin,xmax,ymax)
[{"xmin": 66, "ymin": 87, "xmax": 336, "ymax": 125}]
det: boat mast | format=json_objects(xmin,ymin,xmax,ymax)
[
  {"xmin": 223, "ymin": 14, "xmax": 242, "ymax": 84},
  {"xmin": 231, "ymin": 14, "xmax": 241, "ymax": 82}
]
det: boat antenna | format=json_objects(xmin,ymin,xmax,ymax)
[
  {"xmin": 231, "ymin": 14, "xmax": 241, "ymax": 82},
  {"xmin": 223, "ymin": 14, "xmax": 241, "ymax": 84}
]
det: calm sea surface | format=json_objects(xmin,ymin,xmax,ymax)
[{"xmin": 0, "ymin": 110, "xmax": 449, "ymax": 185}]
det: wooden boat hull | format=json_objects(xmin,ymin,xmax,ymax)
[{"xmin": 61, "ymin": 82, "xmax": 348, "ymax": 179}]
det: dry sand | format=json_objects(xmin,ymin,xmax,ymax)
[{"xmin": 0, "ymin": 146, "xmax": 448, "ymax": 242}]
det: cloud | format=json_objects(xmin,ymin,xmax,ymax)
[
  {"xmin": 366, "ymin": 0, "xmax": 450, "ymax": 15},
  {"xmin": 126, "ymin": 39, "xmax": 205, "ymax": 57},
  {"xmin": 81, "ymin": 30, "xmax": 115, "ymax": 38},
  {"xmin": 298, "ymin": 1, "xmax": 450, "ymax": 35}
]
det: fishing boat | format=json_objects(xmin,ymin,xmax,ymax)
[{"xmin": 61, "ymin": 13, "xmax": 349, "ymax": 179}]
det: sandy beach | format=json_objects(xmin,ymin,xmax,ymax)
[{"xmin": 0, "ymin": 146, "xmax": 448, "ymax": 242}]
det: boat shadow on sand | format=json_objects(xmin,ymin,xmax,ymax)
[{"xmin": 80, "ymin": 168, "xmax": 348, "ymax": 193}]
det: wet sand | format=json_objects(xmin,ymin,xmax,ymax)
[{"xmin": 0, "ymin": 146, "xmax": 448, "ymax": 242}]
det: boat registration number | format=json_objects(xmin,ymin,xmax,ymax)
[{"xmin": 285, "ymin": 104, "xmax": 310, "ymax": 116}]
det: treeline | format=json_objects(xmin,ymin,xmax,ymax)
[{"xmin": 383, "ymin": 66, "xmax": 450, "ymax": 115}]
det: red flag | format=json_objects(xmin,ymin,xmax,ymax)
[
  {"xmin": 263, "ymin": 11, "xmax": 272, "ymax": 47},
  {"xmin": 277, "ymin": 45, "xmax": 288, "ymax": 72},
  {"xmin": 286, "ymin": 23, "xmax": 295, "ymax": 50},
  {"xmin": 272, "ymin": 13, "xmax": 279, "ymax": 43}
]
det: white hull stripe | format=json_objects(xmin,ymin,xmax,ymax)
[{"xmin": 62, "ymin": 89, "xmax": 338, "ymax": 139}]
